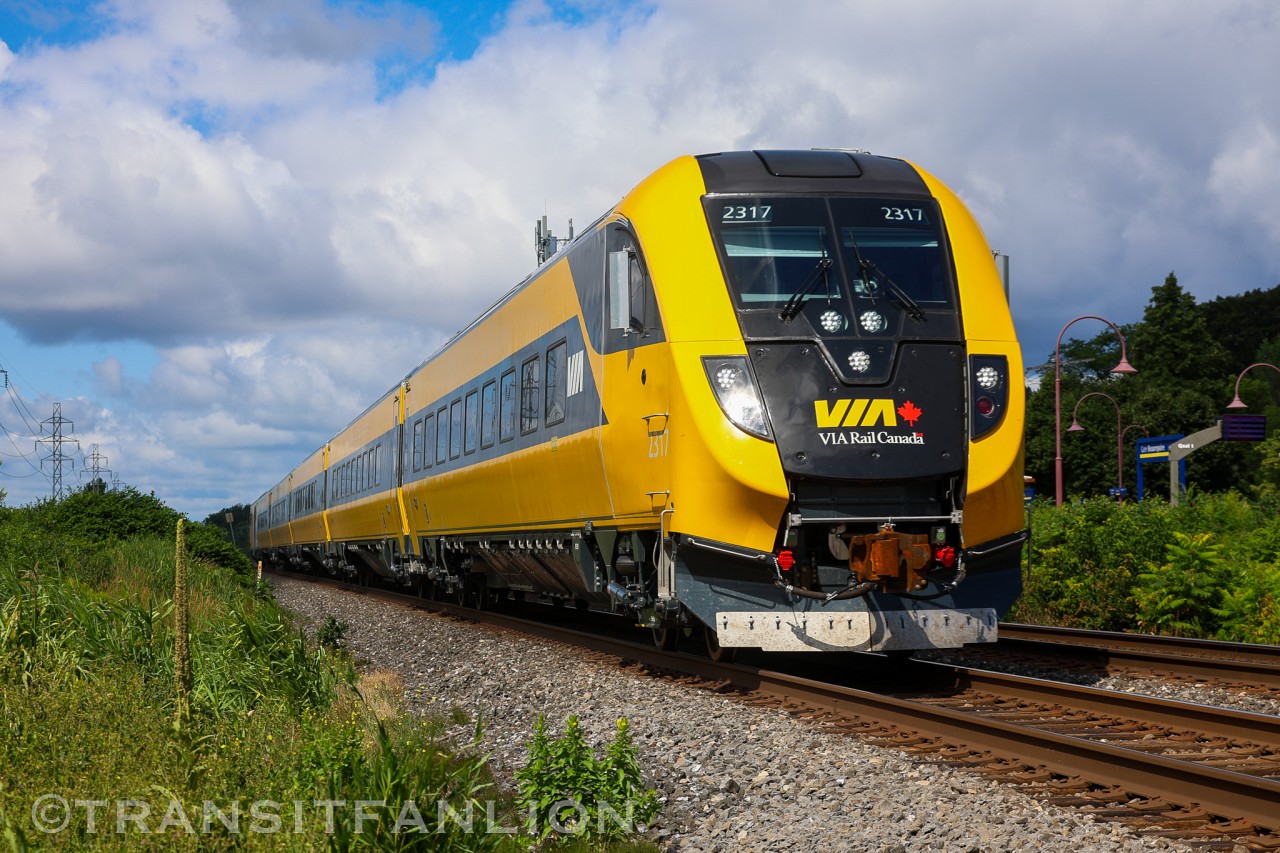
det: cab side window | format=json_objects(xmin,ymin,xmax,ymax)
[{"xmin": 604, "ymin": 225, "xmax": 662, "ymax": 352}]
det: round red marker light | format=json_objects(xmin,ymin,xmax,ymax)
[
  {"xmin": 776, "ymin": 550, "xmax": 795, "ymax": 571},
  {"xmin": 976, "ymin": 396, "xmax": 995, "ymax": 416}
]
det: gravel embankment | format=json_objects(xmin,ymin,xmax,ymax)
[{"xmin": 271, "ymin": 576, "xmax": 1199, "ymax": 852}]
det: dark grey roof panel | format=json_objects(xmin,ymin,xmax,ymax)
[{"xmin": 696, "ymin": 150, "xmax": 929, "ymax": 196}]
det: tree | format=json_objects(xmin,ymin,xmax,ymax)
[
  {"xmin": 1124, "ymin": 272, "xmax": 1250, "ymax": 496},
  {"xmin": 1022, "ymin": 272, "xmax": 1264, "ymax": 501},
  {"xmin": 1201, "ymin": 284, "xmax": 1280, "ymax": 373},
  {"xmin": 204, "ymin": 503, "xmax": 251, "ymax": 553}
]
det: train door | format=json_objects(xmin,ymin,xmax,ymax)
[{"xmin": 600, "ymin": 223, "xmax": 671, "ymax": 522}]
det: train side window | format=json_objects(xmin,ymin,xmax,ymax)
[
  {"xmin": 449, "ymin": 399, "xmax": 463, "ymax": 459},
  {"xmin": 481, "ymin": 380, "xmax": 497, "ymax": 448},
  {"xmin": 423, "ymin": 415, "xmax": 435, "ymax": 469},
  {"xmin": 464, "ymin": 390, "xmax": 479, "ymax": 454},
  {"xmin": 520, "ymin": 356, "xmax": 540, "ymax": 434},
  {"xmin": 435, "ymin": 406, "xmax": 449, "ymax": 464},
  {"xmin": 499, "ymin": 369, "xmax": 516, "ymax": 442},
  {"xmin": 545, "ymin": 341, "xmax": 567, "ymax": 426},
  {"xmin": 411, "ymin": 418, "xmax": 424, "ymax": 471}
]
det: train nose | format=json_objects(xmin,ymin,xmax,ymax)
[{"xmin": 749, "ymin": 341, "xmax": 966, "ymax": 480}]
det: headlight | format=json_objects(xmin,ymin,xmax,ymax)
[
  {"xmin": 703, "ymin": 356, "xmax": 772, "ymax": 440},
  {"xmin": 969, "ymin": 355, "xmax": 1009, "ymax": 439}
]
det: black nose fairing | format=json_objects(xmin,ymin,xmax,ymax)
[{"xmin": 749, "ymin": 341, "xmax": 965, "ymax": 480}]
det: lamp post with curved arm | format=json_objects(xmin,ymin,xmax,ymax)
[
  {"xmin": 1066, "ymin": 391, "xmax": 1124, "ymax": 499},
  {"xmin": 1054, "ymin": 316, "xmax": 1137, "ymax": 506},
  {"xmin": 1226, "ymin": 362, "xmax": 1280, "ymax": 409}
]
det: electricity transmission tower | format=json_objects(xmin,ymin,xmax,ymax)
[
  {"xmin": 83, "ymin": 443, "xmax": 112, "ymax": 493},
  {"xmin": 37, "ymin": 402, "xmax": 79, "ymax": 499}
]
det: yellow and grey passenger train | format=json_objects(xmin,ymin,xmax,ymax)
[{"xmin": 252, "ymin": 149, "xmax": 1026, "ymax": 656}]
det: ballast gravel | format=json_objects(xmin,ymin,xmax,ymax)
[{"xmin": 270, "ymin": 577, "xmax": 1198, "ymax": 852}]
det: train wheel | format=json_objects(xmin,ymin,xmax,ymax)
[
  {"xmin": 652, "ymin": 623, "xmax": 692, "ymax": 651},
  {"xmin": 703, "ymin": 625, "xmax": 737, "ymax": 664},
  {"xmin": 470, "ymin": 579, "xmax": 490, "ymax": 611}
]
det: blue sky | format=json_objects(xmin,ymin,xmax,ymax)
[{"xmin": 1, "ymin": 0, "xmax": 1279, "ymax": 517}]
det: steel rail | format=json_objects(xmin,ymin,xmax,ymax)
[
  {"xmin": 996, "ymin": 623, "xmax": 1280, "ymax": 689},
  {"xmin": 929, "ymin": 662, "xmax": 1280, "ymax": 749},
  {"xmin": 751, "ymin": 666, "xmax": 1280, "ymax": 833},
  {"xmin": 277, "ymin": 574, "xmax": 1280, "ymax": 833}
]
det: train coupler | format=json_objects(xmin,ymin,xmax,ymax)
[{"xmin": 848, "ymin": 523, "xmax": 932, "ymax": 593}]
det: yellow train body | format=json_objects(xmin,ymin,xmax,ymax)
[{"xmin": 254, "ymin": 150, "xmax": 1025, "ymax": 653}]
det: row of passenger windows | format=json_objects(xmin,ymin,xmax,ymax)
[
  {"xmin": 331, "ymin": 444, "xmax": 382, "ymax": 501},
  {"xmin": 265, "ymin": 499, "xmax": 288, "ymax": 529},
  {"xmin": 266, "ymin": 339, "xmax": 577, "ymax": 519},
  {"xmin": 292, "ymin": 482, "xmax": 318, "ymax": 515},
  {"xmin": 409, "ymin": 340, "xmax": 570, "ymax": 472}
]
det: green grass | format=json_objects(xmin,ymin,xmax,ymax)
[{"xmin": 0, "ymin": 492, "xmax": 660, "ymax": 851}]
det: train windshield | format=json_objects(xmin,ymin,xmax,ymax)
[{"xmin": 707, "ymin": 196, "xmax": 956, "ymax": 315}]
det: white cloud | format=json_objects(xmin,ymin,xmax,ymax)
[{"xmin": 2, "ymin": 0, "xmax": 1280, "ymax": 516}]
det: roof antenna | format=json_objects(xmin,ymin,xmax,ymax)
[{"xmin": 534, "ymin": 215, "xmax": 574, "ymax": 265}]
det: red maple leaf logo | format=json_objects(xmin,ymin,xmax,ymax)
[{"xmin": 897, "ymin": 400, "xmax": 922, "ymax": 426}]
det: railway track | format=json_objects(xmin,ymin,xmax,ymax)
[
  {"xmin": 987, "ymin": 623, "xmax": 1280, "ymax": 692},
  {"xmin": 276, "ymin": 573, "xmax": 1280, "ymax": 849}
]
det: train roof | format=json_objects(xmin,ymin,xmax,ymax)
[{"xmin": 696, "ymin": 149, "xmax": 929, "ymax": 196}]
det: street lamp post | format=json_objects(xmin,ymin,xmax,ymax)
[
  {"xmin": 1054, "ymin": 316, "xmax": 1137, "ymax": 506},
  {"xmin": 1067, "ymin": 392, "xmax": 1124, "ymax": 498},
  {"xmin": 1227, "ymin": 362, "xmax": 1280, "ymax": 409}
]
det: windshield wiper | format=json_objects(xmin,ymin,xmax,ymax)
[
  {"xmin": 778, "ymin": 257, "xmax": 833, "ymax": 322},
  {"xmin": 859, "ymin": 258, "xmax": 925, "ymax": 321},
  {"xmin": 844, "ymin": 229, "xmax": 925, "ymax": 321}
]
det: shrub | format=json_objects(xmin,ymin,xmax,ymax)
[
  {"xmin": 317, "ymin": 614, "xmax": 350, "ymax": 649},
  {"xmin": 1016, "ymin": 493, "xmax": 1280, "ymax": 640},
  {"xmin": 515, "ymin": 715, "xmax": 659, "ymax": 845},
  {"xmin": 1132, "ymin": 532, "xmax": 1225, "ymax": 636}
]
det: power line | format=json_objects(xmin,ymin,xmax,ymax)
[{"xmin": 0, "ymin": 386, "xmax": 46, "ymax": 480}]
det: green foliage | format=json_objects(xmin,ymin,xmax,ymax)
[
  {"xmin": 1016, "ymin": 497, "xmax": 1168, "ymax": 629},
  {"xmin": 515, "ymin": 715, "xmax": 659, "ymax": 845},
  {"xmin": 317, "ymin": 614, "xmax": 350, "ymax": 649},
  {"xmin": 203, "ymin": 503, "xmax": 253, "ymax": 558},
  {"xmin": 1132, "ymin": 532, "xmax": 1225, "ymax": 636},
  {"xmin": 324, "ymin": 714, "xmax": 507, "ymax": 851},
  {"xmin": 0, "ymin": 487, "xmax": 251, "ymax": 586},
  {"xmin": 28, "ymin": 486, "xmax": 181, "ymax": 542},
  {"xmin": 1201, "ymin": 286, "xmax": 1280, "ymax": 372},
  {"xmin": 0, "ymin": 492, "xmax": 547, "ymax": 851},
  {"xmin": 1016, "ymin": 494, "xmax": 1280, "ymax": 641}
]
